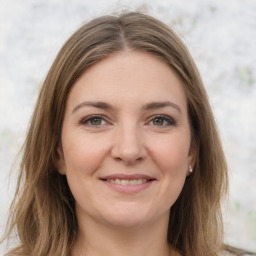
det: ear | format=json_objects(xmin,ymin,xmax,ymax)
[
  {"xmin": 186, "ymin": 146, "xmax": 197, "ymax": 176},
  {"xmin": 188, "ymin": 147, "xmax": 196, "ymax": 167},
  {"xmin": 55, "ymin": 145, "xmax": 66, "ymax": 175}
]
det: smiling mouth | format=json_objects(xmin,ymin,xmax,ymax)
[
  {"xmin": 99, "ymin": 174, "xmax": 156, "ymax": 193},
  {"xmin": 104, "ymin": 178, "xmax": 153, "ymax": 185}
]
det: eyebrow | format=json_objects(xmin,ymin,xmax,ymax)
[
  {"xmin": 72, "ymin": 101, "xmax": 116, "ymax": 113},
  {"xmin": 142, "ymin": 101, "xmax": 182, "ymax": 113},
  {"xmin": 72, "ymin": 101, "xmax": 181, "ymax": 114}
]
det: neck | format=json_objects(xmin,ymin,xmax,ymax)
[{"xmin": 71, "ymin": 213, "xmax": 176, "ymax": 256}]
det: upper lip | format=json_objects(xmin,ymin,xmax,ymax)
[{"xmin": 100, "ymin": 174, "xmax": 156, "ymax": 180}]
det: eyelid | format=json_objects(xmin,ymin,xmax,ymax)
[
  {"xmin": 147, "ymin": 114, "xmax": 176, "ymax": 127},
  {"xmin": 79, "ymin": 114, "xmax": 175, "ymax": 127},
  {"xmin": 80, "ymin": 114, "xmax": 108, "ymax": 126}
]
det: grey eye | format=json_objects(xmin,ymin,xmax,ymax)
[
  {"xmin": 153, "ymin": 117, "xmax": 165, "ymax": 126},
  {"xmin": 150, "ymin": 115, "xmax": 175, "ymax": 127},
  {"xmin": 89, "ymin": 118, "xmax": 103, "ymax": 126},
  {"xmin": 81, "ymin": 115, "xmax": 107, "ymax": 126}
]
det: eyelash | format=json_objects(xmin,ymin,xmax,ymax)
[
  {"xmin": 149, "ymin": 115, "xmax": 176, "ymax": 127},
  {"xmin": 80, "ymin": 114, "xmax": 175, "ymax": 128},
  {"xmin": 80, "ymin": 115, "xmax": 107, "ymax": 126}
]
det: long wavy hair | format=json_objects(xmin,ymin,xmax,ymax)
[{"xmin": 2, "ymin": 12, "xmax": 228, "ymax": 256}]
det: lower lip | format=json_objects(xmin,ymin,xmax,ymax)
[{"xmin": 101, "ymin": 180, "xmax": 155, "ymax": 194}]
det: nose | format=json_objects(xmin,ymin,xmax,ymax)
[{"xmin": 111, "ymin": 123, "xmax": 147, "ymax": 165}]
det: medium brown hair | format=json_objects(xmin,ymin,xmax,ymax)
[{"xmin": 2, "ymin": 12, "xmax": 228, "ymax": 256}]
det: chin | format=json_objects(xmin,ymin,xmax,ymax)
[
  {"xmin": 99, "ymin": 204, "xmax": 159, "ymax": 228},
  {"xmin": 104, "ymin": 215, "xmax": 150, "ymax": 228}
]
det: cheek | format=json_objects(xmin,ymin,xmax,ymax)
[
  {"xmin": 153, "ymin": 134, "xmax": 190, "ymax": 206},
  {"xmin": 150, "ymin": 134, "xmax": 191, "ymax": 175},
  {"xmin": 62, "ymin": 132, "xmax": 110, "ymax": 175},
  {"xmin": 62, "ymin": 134, "xmax": 110, "ymax": 210}
]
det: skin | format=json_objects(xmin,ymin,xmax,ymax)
[{"xmin": 56, "ymin": 50, "xmax": 195, "ymax": 256}]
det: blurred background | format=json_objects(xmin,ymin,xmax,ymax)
[{"xmin": 0, "ymin": 0, "xmax": 255, "ymax": 253}]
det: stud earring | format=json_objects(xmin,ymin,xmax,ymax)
[{"xmin": 188, "ymin": 165, "xmax": 193, "ymax": 174}]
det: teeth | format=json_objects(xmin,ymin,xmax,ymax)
[
  {"xmin": 106, "ymin": 178, "xmax": 149, "ymax": 185},
  {"xmin": 130, "ymin": 179, "xmax": 137, "ymax": 185},
  {"xmin": 121, "ymin": 179, "xmax": 129, "ymax": 185}
]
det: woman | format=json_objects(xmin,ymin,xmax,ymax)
[{"xmin": 2, "ymin": 11, "xmax": 238, "ymax": 256}]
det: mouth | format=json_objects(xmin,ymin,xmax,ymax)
[
  {"xmin": 99, "ymin": 174, "xmax": 156, "ymax": 193},
  {"xmin": 104, "ymin": 178, "xmax": 151, "ymax": 185}
]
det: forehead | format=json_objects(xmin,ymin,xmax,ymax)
[{"xmin": 66, "ymin": 51, "xmax": 187, "ymax": 111}]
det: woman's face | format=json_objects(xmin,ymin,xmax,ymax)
[{"xmin": 57, "ymin": 51, "xmax": 194, "ymax": 228}]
